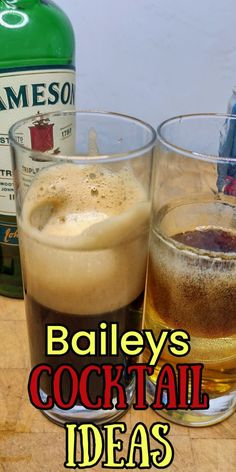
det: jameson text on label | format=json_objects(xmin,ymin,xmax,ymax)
[{"xmin": 0, "ymin": 66, "xmax": 75, "ymax": 215}]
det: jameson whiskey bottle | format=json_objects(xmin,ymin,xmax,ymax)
[{"xmin": 0, "ymin": 0, "xmax": 75, "ymax": 298}]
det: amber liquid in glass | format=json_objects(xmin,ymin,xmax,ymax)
[{"xmin": 144, "ymin": 226, "xmax": 236, "ymax": 397}]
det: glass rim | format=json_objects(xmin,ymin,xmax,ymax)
[
  {"xmin": 157, "ymin": 112, "xmax": 236, "ymax": 163},
  {"xmin": 9, "ymin": 109, "xmax": 157, "ymax": 163}
]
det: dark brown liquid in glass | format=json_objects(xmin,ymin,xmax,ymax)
[{"xmin": 25, "ymin": 292, "xmax": 142, "ymax": 404}]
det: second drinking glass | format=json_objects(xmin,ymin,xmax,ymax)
[{"xmin": 143, "ymin": 113, "xmax": 236, "ymax": 427}]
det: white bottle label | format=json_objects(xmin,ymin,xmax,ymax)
[{"xmin": 0, "ymin": 66, "xmax": 75, "ymax": 220}]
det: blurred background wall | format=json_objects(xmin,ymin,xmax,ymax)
[{"xmin": 56, "ymin": 0, "xmax": 236, "ymax": 127}]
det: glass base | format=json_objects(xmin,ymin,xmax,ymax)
[
  {"xmin": 146, "ymin": 379, "xmax": 236, "ymax": 427},
  {"xmin": 40, "ymin": 379, "xmax": 135, "ymax": 427}
]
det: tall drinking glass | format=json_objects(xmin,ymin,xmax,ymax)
[
  {"xmin": 144, "ymin": 114, "xmax": 236, "ymax": 426},
  {"xmin": 9, "ymin": 110, "xmax": 156, "ymax": 426}
]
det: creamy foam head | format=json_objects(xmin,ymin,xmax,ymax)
[{"xmin": 20, "ymin": 163, "xmax": 150, "ymax": 314}]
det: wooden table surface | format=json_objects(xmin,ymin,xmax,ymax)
[{"xmin": 0, "ymin": 296, "xmax": 235, "ymax": 471}]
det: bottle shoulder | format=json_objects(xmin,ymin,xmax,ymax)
[{"xmin": 0, "ymin": 0, "xmax": 75, "ymax": 67}]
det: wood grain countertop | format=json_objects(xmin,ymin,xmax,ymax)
[{"xmin": 0, "ymin": 296, "xmax": 235, "ymax": 471}]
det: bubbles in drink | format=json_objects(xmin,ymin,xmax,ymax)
[
  {"xmin": 19, "ymin": 163, "xmax": 150, "ymax": 315},
  {"xmin": 146, "ymin": 226, "xmax": 236, "ymax": 338},
  {"xmin": 91, "ymin": 186, "xmax": 98, "ymax": 196}
]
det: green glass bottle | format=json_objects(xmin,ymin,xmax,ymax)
[{"xmin": 0, "ymin": 0, "xmax": 75, "ymax": 298}]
